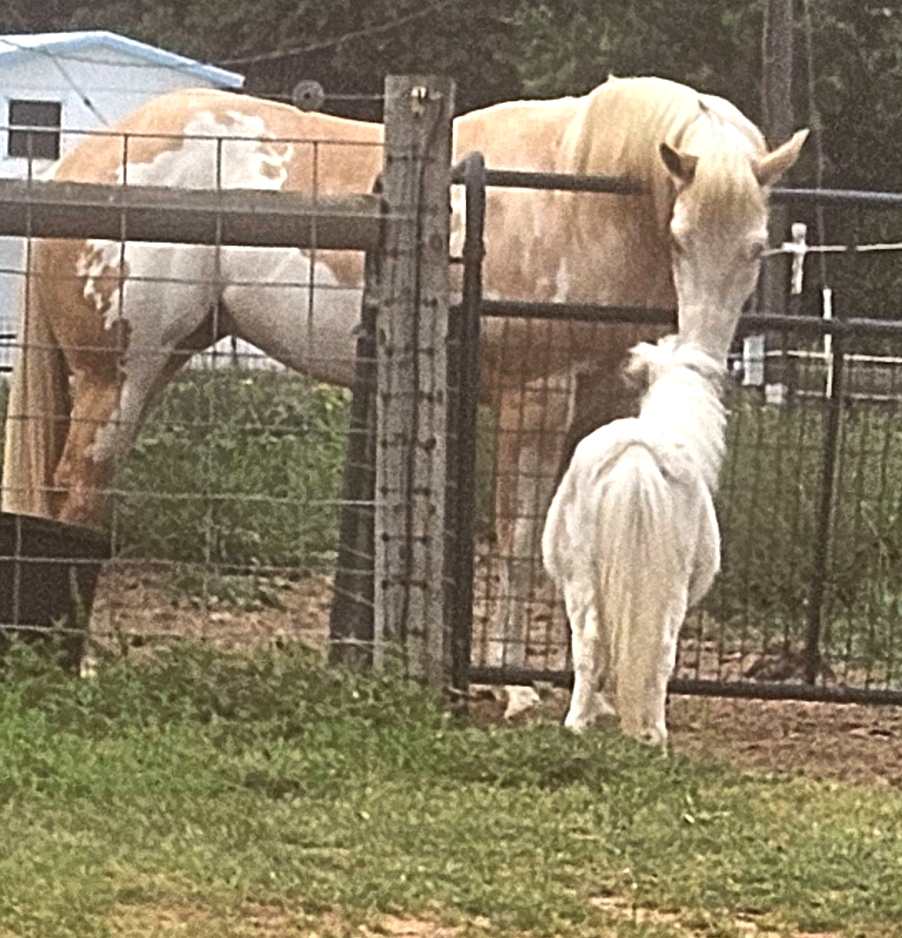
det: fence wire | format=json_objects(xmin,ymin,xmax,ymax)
[
  {"xmin": 0, "ymin": 118, "xmax": 393, "ymax": 665},
  {"xmin": 469, "ymin": 316, "xmax": 902, "ymax": 700},
  {"xmin": 466, "ymin": 177, "xmax": 902, "ymax": 704}
]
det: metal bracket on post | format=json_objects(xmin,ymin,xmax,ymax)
[{"xmin": 374, "ymin": 75, "xmax": 455, "ymax": 685}]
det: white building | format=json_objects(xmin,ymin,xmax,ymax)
[{"xmin": 0, "ymin": 31, "xmax": 245, "ymax": 370}]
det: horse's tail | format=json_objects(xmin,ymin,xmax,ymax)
[
  {"xmin": 2, "ymin": 279, "xmax": 69, "ymax": 519},
  {"xmin": 592, "ymin": 438, "xmax": 685, "ymax": 721}
]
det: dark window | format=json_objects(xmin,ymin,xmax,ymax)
[{"xmin": 8, "ymin": 100, "xmax": 62, "ymax": 160}]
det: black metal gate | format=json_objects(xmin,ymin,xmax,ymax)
[
  {"xmin": 454, "ymin": 154, "xmax": 902, "ymax": 706},
  {"xmin": 328, "ymin": 151, "xmax": 902, "ymax": 706}
]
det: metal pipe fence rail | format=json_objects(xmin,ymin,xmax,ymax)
[{"xmin": 454, "ymin": 158, "xmax": 902, "ymax": 706}]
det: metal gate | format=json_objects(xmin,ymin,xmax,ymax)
[{"xmin": 452, "ymin": 154, "xmax": 902, "ymax": 706}]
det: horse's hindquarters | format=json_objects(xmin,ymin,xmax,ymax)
[{"xmin": 220, "ymin": 247, "xmax": 363, "ymax": 387}]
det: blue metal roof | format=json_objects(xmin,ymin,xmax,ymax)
[{"xmin": 0, "ymin": 31, "xmax": 244, "ymax": 89}]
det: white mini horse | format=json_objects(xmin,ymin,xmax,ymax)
[{"xmin": 542, "ymin": 335, "xmax": 725, "ymax": 745}]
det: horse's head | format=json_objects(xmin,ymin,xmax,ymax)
[{"xmin": 659, "ymin": 127, "xmax": 808, "ymax": 359}]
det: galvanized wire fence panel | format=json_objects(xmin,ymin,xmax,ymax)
[
  {"xmin": 1, "ymin": 77, "xmax": 460, "ymax": 682},
  {"xmin": 470, "ymin": 320, "xmax": 668, "ymax": 681},
  {"xmin": 468, "ymin": 316, "xmax": 902, "ymax": 702},
  {"xmin": 4, "ymin": 110, "xmax": 902, "ymax": 705},
  {"xmin": 684, "ymin": 324, "xmax": 842, "ymax": 690},
  {"xmin": 822, "ymin": 353, "xmax": 902, "ymax": 689},
  {"xmin": 683, "ymin": 324, "xmax": 902, "ymax": 700}
]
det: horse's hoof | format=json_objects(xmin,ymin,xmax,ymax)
[
  {"xmin": 632, "ymin": 726, "xmax": 668, "ymax": 749},
  {"xmin": 562, "ymin": 716, "xmax": 589, "ymax": 734},
  {"xmin": 502, "ymin": 684, "xmax": 541, "ymax": 720}
]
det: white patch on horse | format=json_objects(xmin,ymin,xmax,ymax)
[
  {"xmin": 218, "ymin": 246, "xmax": 359, "ymax": 386},
  {"xmin": 449, "ymin": 185, "xmax": 466, "ymax": 257},
  {"xmin": 116, "ymin": 111, "xmax": 293, "ymax": 192},
  {"xmin": 85, "ymin": 406, "xmax": 121, "ymax": 463},
  {"xmin": 76, "ymin": 239, "xmax": 125, "ymax": 329},
  {"xmin": 224, "ymin": 111, "xmax": 294, "ymax": 189},
  {"xmin": 552, "ymin": 258, "xmax": 571, "ymax": 303}
]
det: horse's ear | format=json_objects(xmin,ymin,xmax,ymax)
[
  {"xmin": 754, "ymin": 129, "xmax": 810, "ymax": 186},
  {"xmin": 660, "ymin": 142, "xmax": 697, "ymax": 186}
]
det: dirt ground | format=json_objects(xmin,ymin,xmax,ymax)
[
  {"xmin": 87, "ymin": 564, "xmax": 902, "ymax": 789},
  {"xmin": 106, "ymin": 903, "xmax": 826, "ymax": 938},
  {"xmin": 469, "ymin": 688, "xmax": 902, "ymax": 788}
]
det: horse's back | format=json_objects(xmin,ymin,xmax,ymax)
[
  {"xmin": 52, "ymin": 87, "xmax": 384, "ymax": 195},
  {"xmin": 33, "ymin": 89, "xmax": 383, "ymax": 355},
  {"xmin": 455, "ymin": 96, "xmax": 581, "ymax": 171}
]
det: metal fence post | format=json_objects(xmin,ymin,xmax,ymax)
[
  {"xmin": 449, "ymin": 153, "xmax": 486, "ymax": 694},
  {"xmin": 375, "ymin": 75, "xmax": 455, "ymax": 685},
  {"xmin": 804, "ymin": 323, "xmax": 845, "ymax": 684},
  {"xmin": 328, "ymin": 248, "xmax": 379, "ymax": 669}
]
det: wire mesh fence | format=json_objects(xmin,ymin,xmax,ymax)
[
  {"xmin": 3, "ymin": 79, "xmax": 902, "ymax": 707},
  {"xmin": 684, "ymin": 321, "xmax": 902, "ymax": 696},
  {"xmin": 467, "ymin": 315, "xmax": 902, "ymax": 702},
  {"xmin": 464, "ymin": 169, "xmax": 902, "ymax": 704},
  {"xmin": 0, "ymin": 76, "xmax": 461, "ymax": 681}
]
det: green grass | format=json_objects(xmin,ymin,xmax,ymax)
[{"xmin": 0, "ymin": 643, "xmax": 901, "ymax": 937}]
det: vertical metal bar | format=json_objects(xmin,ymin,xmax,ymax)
[
  {"xmin": 328, "ymin": 244, "xmax": 380, "ymax": 669},
  {"xmin": 450, "ymin": 153, "xmax": 485, "ymax": 693},
  {"xmin": 200, "ymin": 135, "xmax": 225, "ymax": 625},
  {"xmin": 804, "ymin": 325, "xmax": 845, "ymax": 684}
]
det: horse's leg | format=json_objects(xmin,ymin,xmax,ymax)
[
  {"xmin": 562, "ymin": 581, "xmax": 607, "ymax": 732},
  {"xmin": 53, "ymin": 346, "xmax": 182, "ymax": 527},
  {"xmin": 52, "ymin": 371, "xmax": 121, "ymax": 526},
  {"xmin": 642, "ymin": 590, "xmax": 688, "ymax": 748},
  {"xmin": 35, "ymin": 239, "xmax": 219, "ymax": 527}
]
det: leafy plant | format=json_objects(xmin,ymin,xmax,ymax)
[{"xmin": 111, "ymin": 371, "xmax": 350, "ymax": 574}]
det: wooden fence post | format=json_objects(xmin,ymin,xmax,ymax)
[{"xmin": 374, "ymin": 75, "xmax": 455, "ymax": 685}]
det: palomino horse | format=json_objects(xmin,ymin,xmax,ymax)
[
  {"xmin": 1, "ymin": 76, "xmax": 806, "ymax": 708},
  {"xmin": 542, "ymin": 335, "xmax": 725, "ymax": 745}
]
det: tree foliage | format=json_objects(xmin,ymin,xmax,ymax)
[
  {"xmin": 4, "ymin": 0, "xmax": 899, "ymax": 178},
  {"xmin": 3, "ymin": 0, "xmax": 901, "ymax": 308}
]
